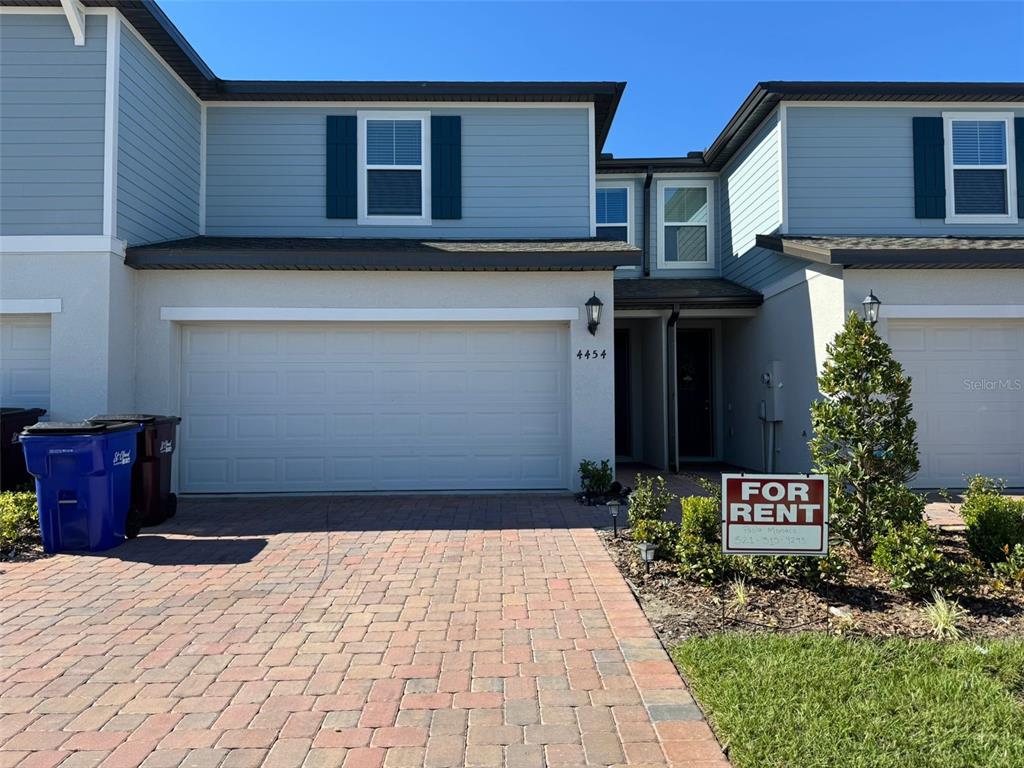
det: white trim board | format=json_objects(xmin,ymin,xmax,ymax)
[
  {"xmin": 0, "ymin": 299, "xmax": 62, "ymax": 315},
  {"xmin": 778, "ymin": 104, "xmax": 789, "ymax": 234},
  {"xmin": 0, "ymin": 236, "xmax": 126, "ymax": 256},
  {"xmin": 59, "ymin": 0, "xmax": 86, "ymax": 45},
  {"xmin": 884, "ymin": 305, "xmax": 1024, "ymax": 320},
  {"xmin": 102, "ymin": 12, "xmax": 121, "ymax": 238},
  {"xmin": 160, "ymin": 307, "xmax": 581, "ymax": 323},
  {"xmin": 588, "ymin": 103, "xmax": 597, "ymax": 238},
  {"xmin": 780, "ymin": 99, "xmax": 1024, "ymax": 109}
]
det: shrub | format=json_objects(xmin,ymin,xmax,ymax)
[
  {"xmin": 676, "ymin": 494, "xmax": 733, "ymax": 585},
  {"xmin": 872, "ymin": 522, "xmax": 971, "ymax": 598},
  {"xmin": 578, "ymin": 459, "xmax": 613, "ymax": 496},
  {"xmin": 0, "ymin": 491, "xmax": 38, "ymax": 552},
  {"xmin": 960, "ymin": 476, "xmax": 1024, "ymax": 565},
  {"xmin": 992, "ymin": 544, "xmax": 1024, "ymax": 585},
  {"xmin": 746, "ymin": 552, "xmax": 848, "ymax": 586},
  {"xmin": 631, "ymin": 518, "xmax": 680, "ymax": 560},
  {"xmin": 810, "ymin": 312, "xmax": 921, "ymax": 556},
  {"xmin": 628, "ymin": 474, "xmax": 675, "ymax": 525}
]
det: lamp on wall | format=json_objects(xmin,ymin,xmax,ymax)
[
  {"xmin": 861, "ymin": 290, "xmax": 882, "ymax": 327},
  {"xmin": 585, "ymin": 293, "xmax": 603, "ymax": 336}
]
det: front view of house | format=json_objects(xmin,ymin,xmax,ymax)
[{"xmin": 2, "ymin": 3, "xmax": 1023, "ymax": 493}]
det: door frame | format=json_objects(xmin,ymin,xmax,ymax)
[{"xmin": 674, "ymin": 320, "xmax": 724, "ymax": 463}]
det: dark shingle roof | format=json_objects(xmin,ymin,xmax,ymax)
[
  {"xmin": 125, "ymin": 236, "xmax": 641, "ymax": 271},
  {"xmin": 614, "ymin": 278, "xmax": 762, "ymax": 309},
  {"xmin": 757, "ymin": 235, "xmax": 1024, "ymax": 268}
]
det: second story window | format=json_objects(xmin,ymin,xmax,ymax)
[
  {"xmin": 944, "ymin": 113, "xmax": 1018, "ymax": 223},
  {"xmin": 358, "ymin": 111, "xmax": 430, "ymax": 224},
  {"xmin": 596, "ymin": 185, "xmax": 630, "ymax": 242},
  {"xmin": 656, "ymin": 179, "xmax": 714, "ymax": 269}
]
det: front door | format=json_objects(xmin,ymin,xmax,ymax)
[
  {"xmin": 677, "ymin": 329, "xmax": 713, "ymax": 457},
  {"xmin": 614, "ymin": 328, "xmax": 632, "ymax": 456}
]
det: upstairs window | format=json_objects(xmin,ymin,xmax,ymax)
[
  {"xmin": 657, "ymin": 179, "xmax": 714, "ymax": 269},
  {"xmin": 944, "ymin": 113, "xmax": 1018, "ymax": 223},
  {"xmin": 596, "ymin": 185, "xmax": 630, "ymax": 242},
  {"xmin": 359, "ymin": 111, "xmax": 429, "ymax": 223}
]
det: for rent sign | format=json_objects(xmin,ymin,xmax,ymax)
[{"xmin": 721, "ymin": 474, "xmax": 829, "ymax": 556}]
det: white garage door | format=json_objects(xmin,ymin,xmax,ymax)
[
  {"xmin": 888, "ymin": 319, "xmax": 1024, "ymax": 488},
  {"xmin": 179, "ymin": 322, "xmax": 570, "ymax": 492},
  {"xmin": 0, "ymin": 314, "xmax": 51, "ymax": 409}
]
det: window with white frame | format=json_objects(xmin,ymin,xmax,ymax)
[
  {"xmin": 359, "ymin": 111, "xmax": 429, "ymax": 223},
  {"xmin": 944, "ymin": 113, "xmax": 1017, "ymax": 222},
  {"xmin": 596, "ymin": 185, "xmax": 630, "ymax": 242},
  {"xmin": 657, "ymin": 180, "xmax": 713, "ymax": 268}
]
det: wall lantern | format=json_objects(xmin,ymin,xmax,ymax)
[
  {"xmin": 861, "ymin": 290, "xmax": 881, "ymax": 327},
  {"xmin": 585, "ymin": 293, "xmax": 603, "ymax": 336},
  {"xmin": 606, "ymin": 499, "xmax": 620, "ymax": 538}
]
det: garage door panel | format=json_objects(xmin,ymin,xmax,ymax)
[
  {"xmin": 890, "ymin": 319, "xmax": 1024, "ymax": 488},
  {"xmin": 180, "ymin": 321, "xmax": 569, "ymax": 492},
  {"xmin": 1, "ymin": 314, "xmax": 51, "ymax": 410}
]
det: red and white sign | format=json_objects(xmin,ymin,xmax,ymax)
[{"xmin": 721, "ymin": 474, "xmax": 829, "ymax": 556}]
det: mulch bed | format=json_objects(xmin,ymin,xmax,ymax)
[{"xmin": 600, "ymin": 527, "xmax": 1024, "ymax": 643}]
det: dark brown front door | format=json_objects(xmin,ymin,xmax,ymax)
[
  {"xmin": 614, "ymin": 329, "xmax": 632, "ymax": 456},
  {"xmin": 677, "ymin": 329, "xmax": 713, "ymax": 457}
]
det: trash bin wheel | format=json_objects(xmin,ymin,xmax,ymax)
[
  {"xmin": 126, "ymin": 508, "xmax": 141, "ymax": 539},
  {"xmin": 167, "ymin": 493, "xmax": 177, "ymax": 519}
]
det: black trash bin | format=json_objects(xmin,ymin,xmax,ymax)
[
  {"xmin": 1, "ymin": 407, "xmax": 46, "ymax": 491},
  {"xmin": 88, "ymin": 414, "xmax": 181, "ymax": 534}
]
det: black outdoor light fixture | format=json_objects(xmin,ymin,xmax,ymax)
[
  {"xmin": 585, "ymin": 293, "xmax": 603, "ymax": 335},
  {"xmin": 862, "ymin": 290, "xmax": 882, "ymax": 326},
  {"xmin": 607, "ymin": 499, "xmax": 620, "ymax": 537}
]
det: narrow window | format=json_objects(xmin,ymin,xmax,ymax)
[
  {"xmin": 658, "ymin": 180, "xmax": 713, "ymax": 268},
  {"xmin": 944, "ymin": 114, "xmax": 1017, "ymax": 222},
  {"xmin": 358, "ymin": 111, "xmax": 430, "ymax": 223},
  {"xmin": 596, "ymin": 186, "xmax": 630, "ymax": 241}
]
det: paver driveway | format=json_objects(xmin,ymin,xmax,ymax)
[{"xmin": 0, "ymin": 495, "xmax": 726, "ymax": 768}]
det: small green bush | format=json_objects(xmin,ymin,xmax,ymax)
[
  {"xmin": 578, "ymin": 459, "xmax": 613, "ymax": 496},
  {"xmin": 675, "ymin": 494, "xmax": 732, "ymax": 585},
  {"xmin": 872, "ymin": 522, "xmax": 971, "ymax": 598},
  {"xmin": 992, "ymin": 543, "xmax": 1024, "ymax": 585},
  {"xmin": 631, "ymin": 518, "xmax": 680, "ymax": 560},
  {"xmin": 628, "ymin": 474, "xmax": 675, "ymax": 525},
  {"xmin": 680, "ymin": 495, "xmax": 719, "ymax": 540},
  {"xmin": 0, "ymin": 491, "xmax": 38, "ymax": 551},
  {"xmin": 746, "ymin": 552, "xmax": 848, "ymax": 586},
  {"xmin": 960, "ymin": 476, "xmax": 1024, "ymax": 565}
]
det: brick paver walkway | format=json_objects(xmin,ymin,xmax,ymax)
[{"xmin": 0, "ymin": 496, "xmax": 726, "ymax": 768}]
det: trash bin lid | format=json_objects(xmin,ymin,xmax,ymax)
[
  {"xmin": 22, "ymin": 421, "xmax": 138, "ymax": 435},
  {"xmin": 89, "ymin": 413, "xmax": 158, "ymax": 424}
]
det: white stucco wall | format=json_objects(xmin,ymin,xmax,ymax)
[
  {"xmin": 0, "ymin": 249, "xmax": 136, "ymax": 420},
  {"xmin": 133, "ymin": 269, "xmax": 616, "ymax": 491},
  {"xmin": 721, "ymin": 267, "xmax": 845, "ymax": 473}
]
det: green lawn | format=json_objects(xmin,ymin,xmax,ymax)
[{"xmin": 672, "ymin": 635, "xmax": 1024, "ymax": 768}]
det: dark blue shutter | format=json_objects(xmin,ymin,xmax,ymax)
[
  {"xmin": 912, "ymin": 117, "xmax": 946, "ymax": 219},
  {"xmin": 431, "ymin": 116, "xmax": 461, "ymax": 219},
  {"xmin": 326, "ymin": 115, "xmax": 356, "ymax": 219},
  {"xmin": 1016, "ymin": 118, "xmax": 1024, "ymax": 217}
]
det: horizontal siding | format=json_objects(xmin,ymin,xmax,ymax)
[
  {"xmin": 719, "ymin": 111, "xmax": 803, "ymax": 289},
  {"xmin": 204, "ymin": 107, "xmax": 591, "ymax": 238},
  {"xmin": 787, "ymin": 106, "xmax": 1024, "ymax": 235},
  {"xmin": 0, "ymin": 13, "xmax": 105, "ymax": 235},
  {"xmin": 116, "ymin": 22, "xmax": 201, "ymax": 245}
]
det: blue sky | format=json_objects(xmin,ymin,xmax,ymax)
[{"xmin": 162, "ymin": 1, "xmax": 1024, "ymax": 157}]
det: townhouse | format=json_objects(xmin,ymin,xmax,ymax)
[{"xmin": 1, "ymin": 1, "xmax": 1022, "ymax": 492}]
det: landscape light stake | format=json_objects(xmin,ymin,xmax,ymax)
[
  {"xmin": 638, "ymin": 541, "xmax": 655, "ymax": 574},
  {"xmin": 607, "ymin": 499, "xmax": 620, "ymax": 537}
]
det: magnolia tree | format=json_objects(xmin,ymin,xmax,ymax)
[{"xmin": 810, "ymin": 312, "xmax": 922, "ymax": 557}]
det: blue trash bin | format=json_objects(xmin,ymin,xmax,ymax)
[{"xmin": 20, "ymin": 421, "xmax": 141, "ymax": 553}]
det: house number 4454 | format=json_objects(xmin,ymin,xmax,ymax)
[{"xmin": 577, "ymin": 349, "xmax": 607, "ymax": 360}]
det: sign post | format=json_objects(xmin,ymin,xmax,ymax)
[{"xmin": 721, "ymin": 474, "xmax": 829, "ymax": 556}]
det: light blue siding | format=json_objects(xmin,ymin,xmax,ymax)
[
  {"xmin": 787, "ymin": 106, "xmax": 1024, "ymax": 235},
  {"xmin": 116, "ymin": 22, "xmax": 201, "ymax": 245},
  {"xmin": 204, "ymin": 106, "xmax": 591, "ymax": 238},
  {"xmin": 719, "ymin": 111, "xmax": 804, "ymax": 289},
  {"xmin": 0, "ymin": 13, "xmax": 106, "ymax": 235}
]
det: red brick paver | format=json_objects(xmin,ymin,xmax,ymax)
[{"xmin": 0, "ymin": 495, "xmax": 726, "ymax": 767}]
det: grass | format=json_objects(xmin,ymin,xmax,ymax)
[{"xmin": 672, "ymin": 634, "xmax": 1024, "ymax": 768}]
